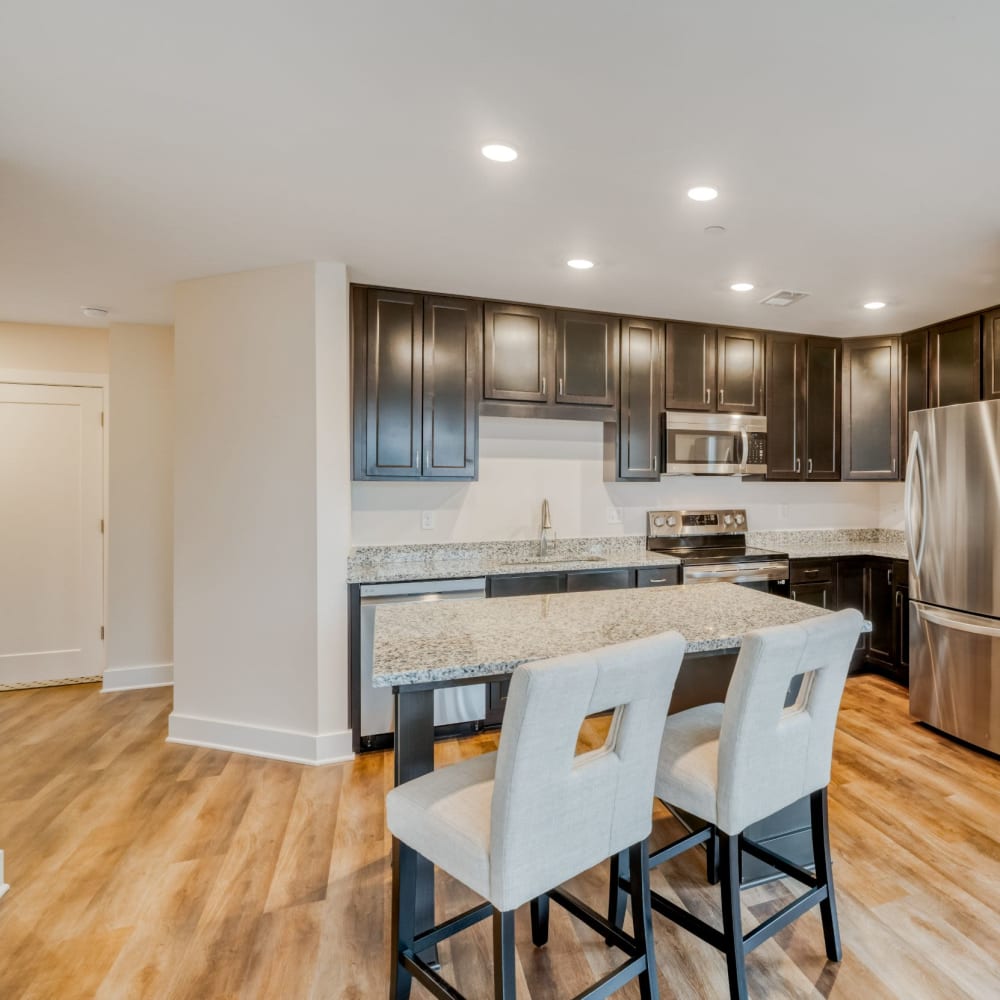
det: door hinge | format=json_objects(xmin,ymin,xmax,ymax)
[
  {"xmin": 100, "ymin": 519, "xmax": 105, "ymax": 534},
  {"xmin": 100, "ymin": 626, "xmax": 105, "ymax": 640}
]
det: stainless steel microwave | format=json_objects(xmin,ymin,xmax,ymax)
[{"xmin": 660, "ymin": 412, "xmax": 767, "ymax": 476}]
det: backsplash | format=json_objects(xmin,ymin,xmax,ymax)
[{"xmin": 351, "ymin": 416, "xmax": 905, "ymax": 545}]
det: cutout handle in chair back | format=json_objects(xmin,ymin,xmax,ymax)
[
  {"xmin": 716, "ymin": 609, "xmax": 864, "ymax": 835},
  {"xmin": 489, "ymin": 631, "xmax": 686, "ymax": 911}
]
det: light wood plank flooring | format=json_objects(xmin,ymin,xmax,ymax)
[{"xmin": 0, "ymin": 675, "xmax": 997, "ymax": 998}]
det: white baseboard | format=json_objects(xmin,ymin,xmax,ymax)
[
  {"xmin": 102, "ymin": 663, "xmax": 174, "ymax": 692},
  {"xmin": 0, "ymin": 850, "xmax": 8, "ymax": 900},
  {"xmin": 166, "ymin": 712, "xmax": 354, "ymax": 766}
]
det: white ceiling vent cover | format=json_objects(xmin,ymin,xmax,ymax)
[{"xmin": 760, "ymin": 289, "xmax": 810, "ymax": 307}]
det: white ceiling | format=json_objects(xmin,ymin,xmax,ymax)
[{"xmin": 3, "ymin": 1, "xmax": 1000, "ymax": 336}]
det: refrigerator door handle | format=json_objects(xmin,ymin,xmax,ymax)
[
  {"xmin": 905, "ymin": 430, "xmax": 928, "ymax": 574},
  {"xmin": 916, "ymin": 604, "xmax": 1000, "ymax": 639}
]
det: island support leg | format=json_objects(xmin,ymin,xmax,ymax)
[{"xmin": 393, "ymin": 688, "xmax": 437, "ymax": 964}]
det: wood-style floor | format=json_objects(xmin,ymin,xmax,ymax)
[{"xmin": 0, "ymin": 675, "xmax": 997, "ymax": 999}]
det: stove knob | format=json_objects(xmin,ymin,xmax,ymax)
[
  {"xmin": 735, "ymin": 513, "xmax": 745, "ymax": 525},
  {"xmin": 653, "ymin": 515, "xmax": 666, "ymax": 528},
  {"xmin": 666, "ymin": 516, "xmax": 677, "ymax": 527},
  {"xmin": 723, "ymin": 514, "xmax": 733, "ymax": 526}
]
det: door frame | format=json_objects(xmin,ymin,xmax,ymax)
[{"xmin": 0, "ymin": 368, "xmax": 110, "ymax": 680}]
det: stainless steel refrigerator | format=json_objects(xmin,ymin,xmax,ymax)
[{"xmin": 907, "ymin": 399, "xmax": 1000, "ymax": 753}]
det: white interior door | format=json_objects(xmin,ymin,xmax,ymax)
[{"xmin": 0, "ymin": 383, "xmax": 104, "ymax": 685}]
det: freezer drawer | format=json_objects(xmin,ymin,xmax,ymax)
[{"xmin": 909, "ymin": 601, "xmax": 1000, "ymax": 753}]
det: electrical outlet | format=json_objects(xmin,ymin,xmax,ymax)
[
  {"xmin": 606, "ymin": 506, "xmax": 623, "ymax": 524},
  {"xmin": 421, "ymin": 511, "xmax": 435, "ymax": 530}
]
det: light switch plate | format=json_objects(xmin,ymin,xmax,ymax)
[
  {"xmin": 421, "ymin": 511, "xmax": 435, "ymax": 530},
  {"xmin": 606, "ymin": 506, "xmax": 623, "ymax": 524}
]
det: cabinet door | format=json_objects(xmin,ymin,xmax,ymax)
[
  {"xmin": 982, "ymin": 309, "xmax": 1000, "ymax": 401},
  {"xmin": 765, "ymin": 334, "xmax": 805, "ymax": 480},
  {"xmin": 483, "ymin": 303, "xmax": 554, "ymax": 402},
  {"xmin": 565, "ymin": 569, "xmax": 634, "ymax": 592},
  {"xmin": 422, "ymin": 296, "xmax": 480, "ymax": 479},
  {"xmin": 900, "ymin": 329, "xmax": 928, "ymax": 474},
  {"xmin": 615, "ymin": 318, "xmax": 663, "ymax": 480},
  {"xmin": 842, "ymin": 337, "xmax": 899, "ymax": 480},
  {"xmin": 717, "ymin": 329, "xmax": 763, "ymax": 414},
  {"xmin": 894, "ymin": 583, "xmax": 910, "ymax": 682},
  {"xmin": 929, "ymin": 314, "xmax": 981, "ymax": 407},
  {"xmin": 487, "ymin": 573, "xmax": 563, "ymax": 598},
  {"xmin": 636, "ymin": 566, "xmax": 680, "ymax": 587},
  {"xmin": 363, "ymin": 288, "xmax": 423, "ymax": 478},
  {"xmin": 866, "ymin": 562, "xmax": 895, "ymax": 665},
  {"xmin": 790, "ymin": 580, "xmax": 834, "ymax": 610},
  {"xmin": 555, "ymin": 311, "xmax": 617, "ymax": 406},
  {"xmin": 836, "ymin": 557, "xmax": 869, "ymax": 664},
  {"xmin": 805, "ymin": 338, "xmax": 841, "ymax": 481},
  {"xmin": 665, "ymin": 322, "xmax": 716, "ymax": 411}
]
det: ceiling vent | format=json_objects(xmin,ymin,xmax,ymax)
[{"xmin": 760, "ymin": 289, "xmax": 809, "ymax": 308}]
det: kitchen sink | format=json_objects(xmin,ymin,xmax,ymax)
[{"xmin": 500, "ymin": 555, "xmax": 608, "ymax": 566}]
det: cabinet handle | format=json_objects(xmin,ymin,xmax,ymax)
[
  {"xmin": 415, "ymin": 446, "xmax": 420, "ymax": 468},
  {"xmin": 807, "ymin": 458, "xmax": 813, "ymax": 475},
  {"xmin": 791, "ymin": 590, "xmax": 797, "ymax": 601},
  {"xmin": 896, "ymin": 590, "xmax": 902, "ymax": 608},
  {"xmin": 558, "ymin": 377, "xmax": 563, "ymax": 396},
  {"xmin": 426, "ymin": 449, "xmax": 431, "ymax": 469},
  {"xmin": 541, "ymin": 376, "xmax": 547, "ymax": 395},
  {"xmin": 803, "ymin": 568, "xmax": 819, "ymax": 576},
  {"xmin": 888, "ymin": 568, "xmax": 893, "ymax": 586},
  {"xmin": 653, "ymin": 455, "xmax": 657, "ymax": 472},
  {"xmin": 719, "ymin": 389, "xmax": 724, "ymax": 405},
  {"xmin": 822, "ymin": 591, "xmax": 827, "ymax": 609},
  {"xmin": 892, "ymin": 457, "xmax": 897, "ymax": 474},
  {"xmin": 648, "ymin": 577, "xmax": 669, "ymax": 584},
  {"xmin": 706, "ymin": 388, "xmax": 712, "ymax": 405},
  {"xmin": 795, "ymin": 457, "xmax": 801, "ymax": 474}
]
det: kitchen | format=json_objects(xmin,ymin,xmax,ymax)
[{"xmin": 3, "ymin": 3, "xmax": 1000, "ymax": 999}]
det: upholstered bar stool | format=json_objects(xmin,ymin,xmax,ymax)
[
  {"xmin": 386, "ymin": 631, "xmax": 687, "ymax": 1000},
  {"xmin": 608, "ymin": 609, "xmax": 864, "ymax": 1000}
]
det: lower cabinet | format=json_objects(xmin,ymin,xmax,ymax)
[
  {"xmin": 790, "ymin": 556, "xmax": 908, "ymax": 682},
  {"xmin": 484, "ymin": 564, "xmax": 678, "ymax": 724}
]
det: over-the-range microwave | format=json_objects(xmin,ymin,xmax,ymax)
[{"xmin": 659, "ymin": 411, "xmax": 767, "ymax": 476}]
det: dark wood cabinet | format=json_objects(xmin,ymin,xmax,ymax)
[
  {"xmin": 636, "ymin": 566, "xmax": 681, "ymax": 587},
  {"xmin": 555, "ymin": 311, "xmax": 617, "ymax": 406},
  {"xmin": 842, "ymin": 337, "xmax": 899, "ymax": 480},
  {"xmin": 982, "ymin": 309, "xmax": 1000, "ymax": 401},
  {"xmin": 422, "ymin": 296, "xmax": 480, "ymax": 478},
  {"xmin": 805, "ymin": 338, "xmax": 841, "ymax": 480},
  {"xmin": 900, "ymin": 329, "xmax": 928, "ymax": 473},
  {"xmin": 665, "ymin": 322, "xmax": 716, "ymax": 411},
  {"xmin": 565, "ymin": 568, "xmax": 634, "ymax": 591},
  {"xmin": 483, "ymin": 302, "xmax": 554, "ymax": 402},
  {"xmin": 892, "ymin": 561, "xmax": 910, "ymax": 685},
  {"xmin": 487, "ymin": 573, "xmax": 563, "ymax": 598},
  {"xmin": 717, "ymin": 329, "xmax": 764, "ymax": 414},
  {"xmin": 765, "ymin": 334, "xmax": 806, "ymax": 480},
  {"xmin": 609, "ymin": 318, "xmax": 663, "ymax": 481},
  {"xmin": 353, "ymin": 288, "xmax": 479, "ymax": 480},
  {"xmin": 358, "ymin": 287, "xmax": 423, "ymax": 478},
  {"xmin": 790, "ymin": 561, "xmax": 835, "ymax": 610},
  {"xmin": 866, "ymin": 561, "xmax": 895, "ymax": 666},
  {"xmin": 790, "ymin": 579, "xmax": 834, "ymax": 610},
  {"xmin": 929, "ymin": 314, "xmax": 981, "ymax": 407}
]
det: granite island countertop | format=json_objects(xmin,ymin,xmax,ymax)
[{"xmin": 372, "ymin": 582, "xmax": 869, "ymax": 688}]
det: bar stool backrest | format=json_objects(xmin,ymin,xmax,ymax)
[
  {"xmin": 716, "ymin": 609, "xmax": 864, "ymax": 835},
  {"xmin": 488, "ymin": 632, "xmax": 686, "ymax": 911}
]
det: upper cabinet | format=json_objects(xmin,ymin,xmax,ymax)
[
  {"xmin": 900, "ymin": 329, "xmax": 928, "ymax": 471},
  {"xmin": 483, "ymin": 303, "xmax": 553, "ymax": 403},
  {"xmin": 608, "ymin": 317, "xmax": 664, "ymax": 481},
  {"xmin": 982, "ymin": 309, "xmax": 1000, "ymax": 401},
  {"xmin": 353, "ymin": 288, "xmax": 479, "ymax": 481},
  {"xmin": 664, "ymin": 324, "xmax": 763, "ymax": 414},
  {"xmin": 842, "ymin": 337, "xmax": 899, "ymax": 480},
  {"xmin": 556, "ymin": 311, "xmax": 618, "ymax": 406},
  {"xmin": 765, "ymin": 335, "xmax": 839, "ymax": 481},
  {"xmin": 929, "ymin": 314, "xmax": 981, "ymax": 407}
]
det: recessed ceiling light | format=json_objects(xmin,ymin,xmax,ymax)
[
  {"xmin": 687, "ymin": 186, "xmax": 718, "ymax": 201},
  {"xmin": 481, "ymin": 144, "xmax": 518, "ymax": 162},
  {"xmin": 81, "ymin": 306, "xmax": 109, "ymax": 319},
  {"xmin": 730, "ymin": 282, "xmax": 754, "ymax": 292},
  {"xmin": 864, "ymin": 301, "xmax": 886, "ymax": 310},
  {"xmin": 567, "ymin": 259, "xmax": 595, "ymax": 270}
]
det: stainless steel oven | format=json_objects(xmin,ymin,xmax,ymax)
[{"xmin": 661, "ymin": 412, "xmax": 767, "ymax": 476}]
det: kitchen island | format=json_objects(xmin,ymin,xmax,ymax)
[{"xmin": 374, "ymin": 582, "xmax": 870, "ymax": 951}]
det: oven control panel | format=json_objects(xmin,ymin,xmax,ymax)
[{"xmin": 647, "ymin": 509, "xmax": 747, "ymax": 537}]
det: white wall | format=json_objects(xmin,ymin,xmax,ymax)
[
  {"xmin": 171, "ymin": 262, "xmax": 352, "ymax": 765},
  {"xmin": 0, "ymin": 321, "xmax": 108, "ymax": 374},
  {"xmin": 352, "ymin": 417, "xmax": 891, "ymax": 544},
  {"xmin": 877, "ymin": 482, "xmax": 906, "ymax": 530},
  {"xmin": 104, "ymin": 324, "xmax": 174, "ymax": 692}
]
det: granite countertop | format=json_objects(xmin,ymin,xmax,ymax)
[
  {"xmin": 372, "ymin": 582, "xmax": 868, "ymax": 687},
  {"xmin": 747, "ymin": 529, "xmax": 907, "ymax": 562}
]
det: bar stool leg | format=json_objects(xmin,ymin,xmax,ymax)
[
  {"xmin": 810, "ymin": 787, "xmax": 843, "ymax": 962},
  {"xmin": 389, "ymin": 838, "xmax": 415, "ymax": 1000},
  {"xmin": 718, "ymin": 832, "xmax": 748, "ymax": 1000},
  {"xmin": 628, "ymin": 840, "xmax": 659, "ymax": 1000},
  {"xmin": 706, "ymin": 825, "xmax": 721, "ymax": 885},
  {"xmin": 530, "ymin": 895, "xmax": 550, "ymax": 947},
  {"xmin": 493, "ymin": 908, "xmax": 517, "ymax": 998},
  {"xmin": 606, "ymin": 848, "xmax": 630, "ymax": 942}
]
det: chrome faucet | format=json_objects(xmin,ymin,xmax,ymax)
[{"xmin": 539, "ymin": 499, "xmax": 557, "ymax": 557}]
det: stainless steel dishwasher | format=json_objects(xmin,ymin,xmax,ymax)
[{"xmin": 359, "ymin": 578, "xmax": 488, "ymax": 749}]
